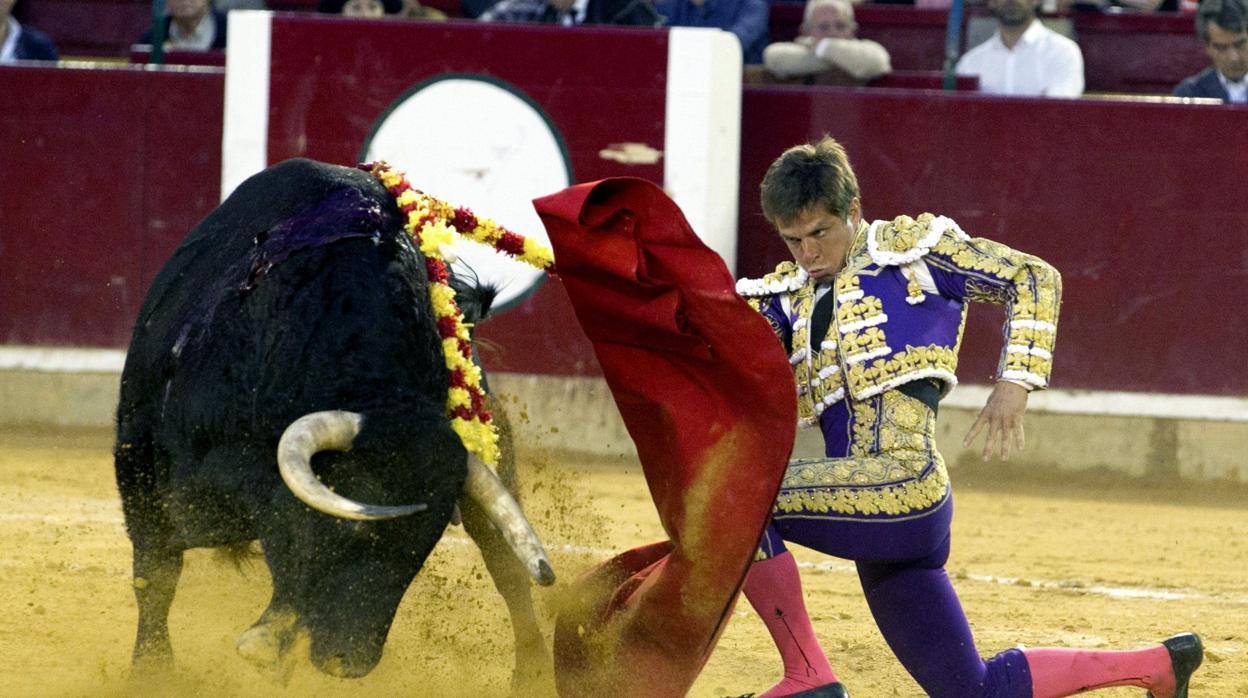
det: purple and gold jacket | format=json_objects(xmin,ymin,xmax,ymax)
[{"xmin": 738, "ymin": 213, "xmax": 1061, "ymax": 427}]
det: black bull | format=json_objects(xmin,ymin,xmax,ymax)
[{"xmin": 114, "ymin": 159, "xmax": 553, "ymax": 684}]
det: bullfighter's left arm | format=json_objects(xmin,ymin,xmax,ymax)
[{"xmin": 924, "ymin": 228, "xmax": 1061, "ymax": 390}]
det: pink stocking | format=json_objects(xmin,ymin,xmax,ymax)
[
  {"xmin": 1024, "ymin": 645, "xmax": 1174, "ymax": 698},
  {"xmin": 742, "ymin": 552, "xmax": 839, "ymax": 697}
]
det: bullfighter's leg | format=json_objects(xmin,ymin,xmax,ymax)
[
  {"xmin": 459, "ymin": 403, "xmax": 552, "ymax": 695},
  {"xmin": 740, "ymin": 527, "xmax": 839, "ymax": 698}
]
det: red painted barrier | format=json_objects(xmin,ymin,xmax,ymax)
[
  {"xmin": 0, "ymin": 63, "xmax": 224, "ymax": 346},
  {"xmin": 1, "ymin": 27, "xmax": 1245, "ymax": 396}
]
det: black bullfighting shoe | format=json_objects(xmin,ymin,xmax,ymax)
[
  {"xmin": 789, "ymin": 683, "xmax": 850, "ymax": 698},
  {"xmin": 1147, "ymin": 632, "xmax": 1203, "ymax": 698},
  {"xmin": 730, "ymin": 683, "xmax": 850, "ymax": 698}
]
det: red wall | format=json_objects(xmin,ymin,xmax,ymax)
[
  {"xmin": 738, "ymin": 86, "xmax": 1248, "ymax": 395},
  {"xmin": 257, "ymin": 17, "xmax": 671, "ymax": 376},
  {"xmin": 0, "ymin": 63, "xmax": 223, "ymax": 347},
  {"xmin": 1, "ymin": 36, "xmax": 1245, "ymax": 396}
]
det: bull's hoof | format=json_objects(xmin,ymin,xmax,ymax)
[{"xmin": 236, "ymin": 615, "xmax": 300, "ymax": 684}]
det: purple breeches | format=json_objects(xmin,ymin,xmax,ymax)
[{"xmin": 759, "ymin": 496, "xmax": 1033, "ymax": 698}]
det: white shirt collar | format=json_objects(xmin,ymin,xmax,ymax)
[
  {"xmin": 167, "ymin": 12, "xmax": 217, "ymax": 50},
  {"xmin": 1217, "ymin": 70, "xmax": 1248, "ymax": 103},
  {"xmin": 1, "ymin": 17, "xmax": 21, "ymax": 63}
]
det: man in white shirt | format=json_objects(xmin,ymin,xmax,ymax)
[
  {"xmin": 1173, "ymin": 0, "xmax": 1248, "ymax": 103},
  {"xmin": 956, "ymin": 0, "xmax": 1084, "ymax": 97},
  {"xmin": 763, "ymin": 0, "xmax": 891, "ymax": 81}
]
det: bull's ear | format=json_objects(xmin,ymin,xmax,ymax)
[{"xmin": 447, "ymin": 267, "xmax": 498, "ymax": 325}]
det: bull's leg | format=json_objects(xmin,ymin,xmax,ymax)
[
  {"xmin": 116, "ymin": 429, "xmax": 184, "ymax": 669},
  {"xmin": 461, "ymin": 497, "xmax": 552, "ymax": 694},
  {"xmin": 236, "ymin": 523, "xmax": 306, "ymax": 680},
  {"xmin": 131, "ymin": 545, "xmax": 184, "ymax": 665},
  {"xmin": 459, "ymin": 404, "xmax": 553, "ymax": 694}
]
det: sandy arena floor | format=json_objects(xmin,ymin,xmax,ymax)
[{"xmin": 0, "ymin": 425, "xmax": 1245, "ymax": 697}]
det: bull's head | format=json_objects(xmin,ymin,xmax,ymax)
[
  {"xmin": 276, "ymin": 410, "xmax": 553, "ymax": 585},
  {"xmin": 232, "ymin": 410, "xmax": 552, "ymax": 678}
]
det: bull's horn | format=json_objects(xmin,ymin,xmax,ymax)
[
  {"xmin": 465, "ymin": 454, "xmax": 556, "ymax": 586},
  {"xmin": 277, "ymin": 411, "xmax": 427, "ymax": 520}
]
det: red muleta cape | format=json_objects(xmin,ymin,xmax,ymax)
[{"xmin": 534, "ymin": 178, "xmax": 796, "ymax": 697}]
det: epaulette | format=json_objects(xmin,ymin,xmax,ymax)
[
  {"xmin": 866, "ymin": 213, "xmax": 970, "ymax": 267},
  {"xmin": 735, "ymin": 261, "xmax": 808, "ymax": 297}
]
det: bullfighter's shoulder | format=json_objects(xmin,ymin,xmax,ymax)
[
  {"xmin": 866, "ymin": 213, "xmax": 969, "ymax": 267},
  {"xmin": 736, "ymin": 261, "xmax": 807, "ymax": 298}
]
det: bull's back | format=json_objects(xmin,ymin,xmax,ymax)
[{"xmin": 118, "ymin": 159, "xmax": 402, "ymax": 419}]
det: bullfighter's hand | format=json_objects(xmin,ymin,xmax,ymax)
[{"xmin": 963, "ymin": 380, "xmax": 1029, "ymax": 461}]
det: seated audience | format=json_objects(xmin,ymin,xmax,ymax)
[
  {"xmin": 1, "ymin": 0, "xmax": 58, "ymax": 62},
  {"xmin": 762, "ymin": 0, "xmax": 890, "ymax": 81},
  {"xmin": 956, "ymin": 0, "xmax": 1083, "ymax": 96},
  {"xmin": 654, "ymin": 0, "xmax": 768, "ymax": 64},
  {"xmin": 479, "ymin": 0, "xmax": 659, "ymax": 25},
  {"xmin": 319, "ymin": 0, "xmax": 403, "ymax": 14},
  {"xmin": 139, "ymin": 0, "xmax": 227, "ymax": 50},
  {"xmin": 1173, "ymin": 0, "xmax": 1248, "ymax": 102}
]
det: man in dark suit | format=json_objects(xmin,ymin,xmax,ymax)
[
  {"xmin": 1, "ymin": 0, "xmax": 59, "ymax": 62},
  {"xmin": 1173, "ymin": 0, "xmax": 1248, "ymax": 103},
  {"xmin": 138, "ymin": 0, "xmax": 228, "ymax": 51}
]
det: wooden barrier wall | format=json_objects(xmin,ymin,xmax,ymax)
[{"xmin": 1, "ymin": 22, "xmax": 1245, "ymax": 397}]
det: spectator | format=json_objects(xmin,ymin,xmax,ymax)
[
  {"xmin": 402, "ymin": 0, "xmax": 448, "ymax": 19},
  {"xmin": 1173, "ymin": 0, "xmax": 1248, "ymax": 103},
  {"xmin": 654, "ymin": 0, "xmax": 768, "ymax": 64},
  {"xmin": 762, "ymin": 0, "xmax": 890, "ymax": 81},
  {"xmin": 956, "ymin": 0, "xmax": 1083, "ymax": 97},
  {"xmin": 318, "ymin": 0, "xmax": 403, "ymax": 14},
  {"xmin": 479, "ymin": 0, "xmax": 659, "ymax": 25},
  {"xmin": 1, "ymin": 0, "xmax": 58, "ymax": 62},
  {"xmin": 139, "ymin": 0, "xmax": 227, "ymax": 50}
]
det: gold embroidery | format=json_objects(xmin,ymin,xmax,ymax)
[
  {"xmin": 842, "ymin": 327, "xmax": 889, "ymax": 359},
  {"xmin": 1005, "ymin": 352, "xmax": 1052, "ymax": 376},
  {"xmin": 1007, "ymin": 325, "xmax": 1057, "ymax": 346},
  {"xmin": 836, "ymin": 295, "xmax": 884, "ymax": 326},
  {"xmin": 774, "ymin": 464, "xmax": 948, "ymax": 516},
  {"xmin": 761, "ymin": 261, "xmax": 801, "ymax": 287},
  {"xmin": 872, "ymin": 213, "xmax": 938, "ymax": 256},
  {"xmin": 905, "ymin": 268, "xmax": 925, "ymax": 303},
  {"xmin": 775, "ymin": 391, "xmax": 947, "ymax": 516},
  {"xmin": 850, "ymin": 397, "xmax": 878, "ymax": 457},
  {"xmin": 834, "ymin": 272, "xmax": 862, "ymax": 298},
  {"xmin": 845, "ymin": 344, "xmax": 958, "ymax": 397}
]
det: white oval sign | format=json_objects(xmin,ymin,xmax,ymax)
[{"xmin": 363, "ymin": 76, "xmax": 572, "ymax": 310}]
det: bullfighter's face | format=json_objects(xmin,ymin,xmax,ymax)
[{"xmin": 777, "ymin": 198, "xmax": 862, "ymax": 283}]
